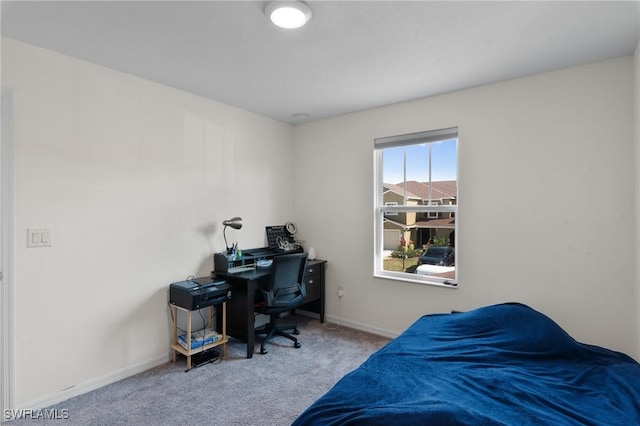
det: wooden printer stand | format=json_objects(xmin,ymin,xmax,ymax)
[{"xmin": 170, "ymin": 303, "xmax": 227, "ymax": 370}]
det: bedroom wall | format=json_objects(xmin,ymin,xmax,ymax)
[
  {"xmin": 2, "ymin": 37, "xmax": 295, "ymax": 407},
  {"xmin": 633, "ymin": 38, "xmax": 640, "ymax": 354},
  {"xmin": 293, "ymin": 56, "xmax": 638, "ymax": 359}
]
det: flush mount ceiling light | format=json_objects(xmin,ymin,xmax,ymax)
[{"xmin": 265, "ymin": 1, "xmax": 312, "ymax": 29}]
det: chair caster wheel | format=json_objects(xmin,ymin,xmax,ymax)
[
  {"xmin": 293, "ymin": 329, "xmax": 300, "ymax": 335},
  {"xmin": 294, "ymin": 342, "xmax": 301, "ymax": 349}
]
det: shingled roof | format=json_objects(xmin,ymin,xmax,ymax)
[
  {"xmin": 414, "ymin": 217, "xmax": 455, "ymax": 229},
  {"xmin": 383, "ymin": 183, "xmax": 421, "ymax": 200},
  {"xmin": 403, "ymin": 180, "xmax": 457, "ymax": 200}
]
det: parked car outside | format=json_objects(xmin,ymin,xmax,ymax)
[
  {"xmin": 415, "ymin": 264, "xmax": 455, "ymax": 276},
  {"xmin": 418, "ymin": 246, "xmax": 454, "ymax": 266}
]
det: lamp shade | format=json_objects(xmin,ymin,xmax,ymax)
[
  {"xmin": 222, "ymin": 217, "xmax": 243, "ymax": 251},
  {"xmin": 265, "ymin": 1, "xmax": 312, "ymax": 29},
  {"xmin": 222, "ymin": 217, "xmax": 243, "ymax": 230}
]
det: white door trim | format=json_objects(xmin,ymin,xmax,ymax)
[{"xmin": 1, "ymin": 86, "xmax": 16, "ymax": 417}]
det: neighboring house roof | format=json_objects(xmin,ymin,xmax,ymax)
[
  {"xmin": 383, "ymin": 217, "xmax": 417, "ymax": 229},
  {"xmin": 383, "ymin": 183, "xmax": 421, "ymax": 200},
  {"xmin": 383, "ymin": 180, "xmax": 457, "ymax": 231},
  {"xmin": 403, "ymin": 180, "xmax": 457, "ymax": 201},
  {"xmin": 415, "ymin": 217, "xmax": 455, "ymax": 229},
  {"xmin": 384, "ymin": 216, "xmax": 455, "ymax": 230}
]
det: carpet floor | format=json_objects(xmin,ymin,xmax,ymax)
[{"xmin": 11, "ymin": 317, "xmax": 390, "ymax": 425}]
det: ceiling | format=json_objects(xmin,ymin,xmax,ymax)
[{"xmin": 2, "ymin": 1, "xmax": 639, "ymax": 124}]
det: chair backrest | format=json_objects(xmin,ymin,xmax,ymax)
[{"xmin": 264, "ymin": 252, "xmax": 308, "ymax": 309}]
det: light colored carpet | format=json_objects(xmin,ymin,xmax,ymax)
[{"xmin": 12, "ymin": 317, "xmax": 390, "ymax": 425}]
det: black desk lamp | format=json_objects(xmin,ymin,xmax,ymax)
[{"xmin": 222, "ymin": 217, "xmax": 243, "ymax": 252}]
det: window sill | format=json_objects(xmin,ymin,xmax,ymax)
[{"xmin": 373, "ymin": 271, "xmax": 458, "ymax": 289}]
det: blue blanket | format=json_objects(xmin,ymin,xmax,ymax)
[{"xmin": 293, "ymin": 303, "xmax": 640, "ymax": 425}]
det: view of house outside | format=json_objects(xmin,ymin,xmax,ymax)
[{"xmin": 381, "ymin": 139, "xmax": 457, "ymax": 278}]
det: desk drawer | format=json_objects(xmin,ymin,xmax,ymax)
[
  {"xmin": 303, "ymin": 271, "xmax": 321, "ymax": 303},
  {"xmin": 305, "ymin": 263, "xmax": 321, "ymax": 276}
]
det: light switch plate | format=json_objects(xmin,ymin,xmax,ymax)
[{"xmin": 27, "ymin": 228, "xmax": 52, "ymax": 247}]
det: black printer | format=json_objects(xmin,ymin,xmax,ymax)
[{"xmin": 169, "ymin": 277, "xmax": 232, "ymax": 310}]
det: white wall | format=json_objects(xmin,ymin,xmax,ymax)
[
  {"xmin": 294, "ymin": 56, "xmax": 638, "ymax": 359},
  {"xmin": 633, "ymin": 38, "xmax": 640, "ymax": 353},
  {"xmin": 2, "ymin": 38, "xmax": 294, "ymax": 407}
]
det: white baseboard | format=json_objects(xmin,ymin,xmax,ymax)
[
  {"xmin": 297, "ymin": 308, "xmax": 399, "ymax": 339},
  {"xmin": 18, "ymin": 354, "xmax": 169, "ymax": 411},
  {"xmin": 323, "ymin": 313, "xmax": 399, "ymax": 340},
  {"xmin": 18, "ymin": 315, "xmax": 395, "ymax": 411}
]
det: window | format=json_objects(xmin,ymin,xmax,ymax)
[
  {"xmin": 427, "ymin": 201, "xmax": 439, "ymax": 219},
  {"xmin": 384, "ymin": 201, "xmax": 398, "ymax": 216},
  {"xmin": 374, "ymin": 127, "xmax": 458, "ymax": 286}
]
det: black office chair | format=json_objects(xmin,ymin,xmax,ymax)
[{"xmin": 254, "ymin": 252, "xmax": 308, "ymax": 355}]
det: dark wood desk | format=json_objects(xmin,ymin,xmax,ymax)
[{"xmin": 215, "ymin": 259, "xmax": 326, "ymax": 358}]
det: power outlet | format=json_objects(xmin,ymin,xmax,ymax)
[{"xmin": 337, "ymin": 284, "xmax": 345, "ymax": 298}]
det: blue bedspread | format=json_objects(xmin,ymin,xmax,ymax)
[{"xmin": 293, "ymin": 303, "xmax": 640, "ymax": 425}]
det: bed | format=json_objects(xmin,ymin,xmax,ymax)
[{"xmin": 293, "ymin": 302, "xmax": 640, "ymax": 425}]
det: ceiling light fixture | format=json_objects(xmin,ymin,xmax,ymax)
[{"xmin": 265, "ymin": 1, "xmax": 312, "ymax": 29}]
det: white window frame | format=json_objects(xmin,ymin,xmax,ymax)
[{"xmin": 373, "ymin": 127, "xmax": 458, "ymax": 287}]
